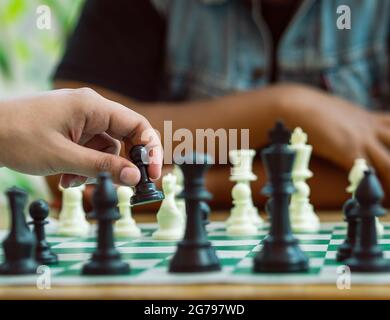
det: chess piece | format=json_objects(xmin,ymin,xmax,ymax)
[
  {"xmin": 254, "ymin": 121, "xmax": 309, "ymax": 273},
  {"xmin": 336, "ymin": 198, "xmax": 359, "ymax": 261},
  {"xmin": 227, "ymin": 149, "xmax": 263, "ymax": 227},
  {"xmin": 129, "ymin": 145, "xmax": 164, "ymax": 206},
  {"xmin": 82, "ymin": 173, "xmax": 130, "ymax": 275},
  {"xmin": 227, "ymin": 183, "xmax": 258, "ymax": 236},
  {"xmin": 58, "ymin": 184, "xmax": 90, "ymax": 237},
  {"xmin": 29, "ymin": 200, "xmax": 58, "ymax": 265},
  {"xmin": 347, "ymin": 158, "xmax": 384, "ymax": 237},
  {"xmin": 114, "ymin": 186, "xmax": 141, "ymax": 238},
  {"xmin": 173, "ymin": 164, "xmax": 186, "ymax": 220},
  {"xmin": 153, "ymin": 174, "xmax": 184, "ymax": 240},
  {"xmin": 169, "ymin": 153, "xmax": 221, "ymax": 273},
  {"xmin": 0, "ymin": 187, "xmax": 38, "ymax": 275},
  {"xmin": 289, "ymin": 127, "xmax": 320, "ymax": 233},
  {"xmin": 345, "ymin": 169, "xmax": 390, "ymax": 272}
]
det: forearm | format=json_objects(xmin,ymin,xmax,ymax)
[{"xmin": 54, "ymin": 80, "xmax": 289, "ymax": 150}]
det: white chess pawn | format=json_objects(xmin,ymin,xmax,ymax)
[
  {"xmin": 58, "ymin": 184, "xmax": 90, "ymax": 237},
  {"xmin": 289, "ymin": 127, "xmax": 320, "ymax": 233},
  {"xmin": 172, "ymin": 165, "xmax": 186, "ymax": 221},
  {"xmin": 347, "ymin": 158, "xmax": 384, "ymax": 237},
  {"xmin": 227, "ymin": 149, "xmax": 263, "ymax": 227},
  {"xmin": 227, "ymin": 183, "xmax": 258, "ymax": 236},
  {"xmin": 152, "ymin": 173, "xmax": 184, "ymax": 240},
  {"xmin": 114, "ymin": 186, "xmax": 141, "ymax": 238}
]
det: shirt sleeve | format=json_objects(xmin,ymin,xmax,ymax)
[{"xmin": 53, "ymin": 0, "xmax": 166, "ymax": 101}]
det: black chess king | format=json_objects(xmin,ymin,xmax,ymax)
[{"xmin": 254, "ymin": 121, "xmax": 309, "ymax": 273}]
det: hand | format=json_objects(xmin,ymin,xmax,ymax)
[
  {"xmin": 0, "ymin": 88, "xmax": 162, "ymax": 187},
  {"xmin": 277, "ymin": 84, "xmax": 390, "ymax": 189}
]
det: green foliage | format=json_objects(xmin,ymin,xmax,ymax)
[{"xmin": 0, "ymin": 0, "xmax": 85, "ymax": 88}]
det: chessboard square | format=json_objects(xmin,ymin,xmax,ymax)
[
  {"xmin": 327, "ymin": 244, "xmax": 339, "ymax": 251},
  {"xmin": 214, "ymin": 245, "xmax": 257, "ymax": 251},
  {"xmin": 325, "ymin": 251, "xmax": 337, "ymax": 260},
  {"xmin": 295, "ymin": 234, "xmax": 332, "ymax": 241},
  {"xmin": 298, "ymin": 239, "xmax": 330, "ymax": 245},
  {"xmin": 120, "ymin": 252, "xmax": 171, "ymax": 260},
  {"xmin": 52, "ymin": 241, "xmax": 96, "ymax": 249},
  {"xmin": 124, "ymin": 240, "xmax": 178, "ymax": 247},
  {"xmin": 118, "ymin": 246, "xmax": 176, "ymax": 254},
  {"xmin": 329, "ymin": 239, "xmax": 343, "ymax": 245},
  {"xmin": 54, "ymin": 247, "xmax": 95, "ymax": 254},
  {"xmin": 47, "ymin": 237, "xmax": 76, "ymax": 243},
  {"xmin": 252, "ymin": 244, "xmax": 328, "ymax": 252},
  {"xmin": 208, "ymin": 234, "xmax": 264, "ymax": 241},
  {"xmin": 57, "ymin": 253, "xmax": 90, "ymax": 262},
  {"xmin": 211, "ymin": 240, "xmax": 260, "ymax": 246},
  {"xmin": 126, "ymin": 259, "xmax": 161, "ymax": 269},
  {"xmin": 216, "ymin": 250, "xmax": 249, "ymax": 259},
  {"xmin": 331, "ymin": 234, "xmax": 346, "ymax": 240}
]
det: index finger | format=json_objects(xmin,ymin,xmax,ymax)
[{"xmin": 91, "ymin": 98, "xmax": 163, "ymax": 180}]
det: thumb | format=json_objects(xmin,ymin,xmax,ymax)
[{"xmin": 59, "ymin": 140, "xmax": 141, "ymax": 186}]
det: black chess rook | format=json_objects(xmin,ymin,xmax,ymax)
[{"xmin": 169, "ymin": 152, "xmax": 221, "ymax": 273}]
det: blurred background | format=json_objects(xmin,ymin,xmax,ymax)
[{"xmin": 0, "ymin": 0, "xmax": 85, "ymax": 207}]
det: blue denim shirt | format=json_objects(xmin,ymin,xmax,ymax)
[{"xmin": 151, "ymin": 0, "xmax": 390, "ymax": 110}]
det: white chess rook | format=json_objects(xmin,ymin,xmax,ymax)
[
  {"xmin": 114, "ymin": 186, "xmax": 141, "ymax": 238},
  {"xmin": 289, "ymin": 127, "xmax": 320, "ymax": 233},
  {"xmin": 153, "ymin": 173, "xmax": 184, "ymax": 240},
  {"xmin": 227, "ymin": 149, "xmax": 263, "ymax": 227},
  {"xmin": 58, "ymin": 184, "xmax": 90, "ymax": 237},
  {"xmin": 227, "ymin": 183, "xmax": 258, "ymax": 236},
  {"xmin": 347, "ymin": 158, "xmax": 384, "ymax": 237}
]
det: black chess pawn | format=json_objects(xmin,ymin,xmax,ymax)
[
  {"xmin": 345, "ymin": 169, "xmax": 390, "ymax": 272},
  {"xmin": 254, "ymin": 121, "xmax": 309, "ymax": 273},
  {"xmin": 336, "ymin": 198, "xmax": 359, "ymax": 262},
  {"xmin": 28, "ymin": 200, "xmax": 58, "ymax": 265},
  {"xmin": 169, "ymin": 152, "xmax": 221, "ymax": 273},
  {"xmin": 0, "ymin": 187, "xmax": 38, "ymax": 275},
  {"xmin": 129, "ymin": 144, "xmax": 164, "ymax": 206},
  {"xmin": 82, "ymin": 172, "xmax": 130, "ymax": 275}
]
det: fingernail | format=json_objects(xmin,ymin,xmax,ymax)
[
  {"xmin": 68, "ymin": 177, "xmax": 85, "ymax": 188},
  {"xmin": 120, "ymin": 166, "xmax": 140, "ymax": 185}
]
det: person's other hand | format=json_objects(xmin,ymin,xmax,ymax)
[
  {"xmin": 0, "ymin": 88, "xmax": 162, "ymax": 187},
  {"xmin": 277, "ymin": 84, "xmax": 390, "ymax": 188}
]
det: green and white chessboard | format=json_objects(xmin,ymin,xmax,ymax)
[{"xmin": 1, "ymin": 221, "xmax": 390, "ymax": 286}]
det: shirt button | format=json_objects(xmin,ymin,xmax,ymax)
[{"xmin": 252, "ymin": 68, "xmax": 264, "ymax": 81}]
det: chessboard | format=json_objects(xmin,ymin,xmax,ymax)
[{"xmin": 1, "ymin": 218, "xmax": 390, "ymax": 287}]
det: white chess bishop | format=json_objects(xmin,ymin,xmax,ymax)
[
  {"xmin": 347, "ymin": 158, "xmax": 384, "ymax": 237},
  {"xmin": 114, "ymin": 186, "xmax": 141, "ymax": 238},
  {"xmin": 289, "ymin": 127, "xmax": 320, "ymax": 233},
  {"xmin": 227, "ymin": 183, "xmax": 258, "ymax": 236},
  {"xmin": 58, "ymin": 184, "xmax": 90, "ymax": 237},
  {"xmin": 172, "ymin": 165, "xmax": 186, "ymax": 221},
  {"xmin": 152, "ymin": 173, "xmax": 184, "ymax": 240},
  {"xmin": 227, "ymin": 149, "xmax": 263, "ymax": 227}
]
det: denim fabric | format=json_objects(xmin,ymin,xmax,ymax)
[{"xmin": 151, "ymin": 0, "xmax": 390, "ymax": 109}]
